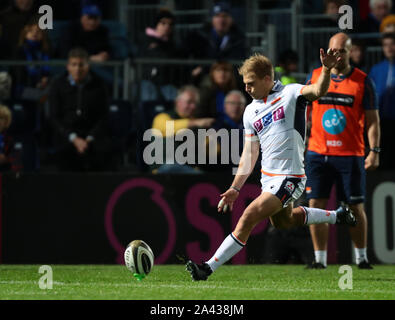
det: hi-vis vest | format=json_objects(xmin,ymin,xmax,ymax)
[{"xmin": 308, "ymin": 67, "xmax": 367, "ymax": 156}]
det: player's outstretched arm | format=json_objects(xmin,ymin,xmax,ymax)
[
  {"xmin": 218, "ymin": 139, "xmax": 260, "ymax": 213},
  {"xmin": 302, "ymin": 48, "xmax": 341, "ymax": 101}
]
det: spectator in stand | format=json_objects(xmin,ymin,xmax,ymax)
[
  {"xmin": 0, "ymin": 104, "xmax": 13, "ymax": 171},
  {"xmin": 349, "ymin": 39, "xmax": 368, "ymax": 72},
  {"xmin": 195, "ymin": 61, "xmax": 238, "ymax": 120},
  {"xmin": 380, "ymin": 14, "xmax": 395, "ymax": 33},
  {"xmin": 139, "ymin": 8, "xmax": 184, "ymax": 102},
  {"xmin": 221, "ymin": 90, "xmax": 246, "ymax": 130},
  {"xmin": 151, "ymin": 85, "xmax": 215, "ymax": 174},
  {"xmin": 11, "ymin": 18, "xmax": 51, "ymax": 100},
  {"xmin": 357, "ymin": 0, "xmax": 392, "ymax": 45},
  {"xmin": 186, "ymin": 2, "xmax": 246, "ymax": 82},
  {"xmin": 274, "ymin": 49, "xmax": 299, "ymax": 85},
  {"xmin": 369, "ymin": 32, "xmax": 395, "ymax": 170},
  {"xmin": 0, "ymin": 72, "xmax": 12, "ymax": 102},
  {"xmin": 49, "ymin": 48, "xmax": 112, "ymax": 172},
  {"xmin": 320, "ymin": 0, "xmax": 348, "ymax": 28},
  {"xmin": 0, "ymin": 0, "xmax": 38, "ymax": 59},
  {"xmin": 141, "ymin": 8, "xmax": 181, "ymax": 64},
  {"xmin": 59, "ymin": 4, "xmax": 111, "ymax": 62},
  {"xmin": 204, "ymin": 90, "xmax": 246, "ymax": 173}
]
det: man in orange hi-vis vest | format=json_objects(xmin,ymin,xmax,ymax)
[{"xmin": 305, "ymin": 33, "xmax": 381, "ymax": 269}]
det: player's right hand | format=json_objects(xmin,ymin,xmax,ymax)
[
  {"xmin": 73, "ymin": 137, "xmax": 88, "ymax": 154},
  {"xmin": 217, "ymin": 188, "xmax": 239, "ymax": 213},
  {"xmin": 320, "ymin": 48, "xmax": 341, "ymax": 70}
]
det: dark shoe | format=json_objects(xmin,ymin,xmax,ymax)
[
  {"xmin": 358, "ymin": 260, "xmax": 373, "ymax": 269},
  {"xmin": 305, "ymin": 262, "xmax": 327, "ymax": 269},
  {"xmin": 186, "ymin": 260, "xmax": 212, "ymax": 281},
  {"xmin": 336, "ymin": 205, "xmax": 357, "ymax": 227}
]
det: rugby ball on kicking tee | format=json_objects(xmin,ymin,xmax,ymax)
[{"xmin": 124, "ymin": 240, "xmax": 154, "ymax": 276}]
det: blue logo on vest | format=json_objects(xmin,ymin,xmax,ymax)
[{"xmin": 322, "ymin": 109, "xmax": 346, "ymax": 135}]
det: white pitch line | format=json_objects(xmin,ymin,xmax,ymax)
[
  {"xmin": 149, "ymin": 283, "xmax": 395, "ymax": 294},
  {"xmin": 0, "ymin": 281, "xmax": 394, "ymax": 295}
]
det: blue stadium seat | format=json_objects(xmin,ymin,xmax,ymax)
[
  {"xmin": 47, "ymin": 21, "xmax": 71, "ymax": 55},
  {"xmin": 107, "ymin": 100, "xmax": 135, "ymax": 168},
  {"xmin": 7, "ymin": 100, "xmax": 40, "ymax": 135},
  {"xmin": 136, "ymin": 100, "xmax": 172, "ymax": 171},
  {"xmin": 108, "ymin": 99, "xmax": 134, "ymax": 141},
  {"xmin": 9, "ymin": 135, "xmax": 40, "ymax": 172},
  {"xmin": 5, "ymin": 100, "xmax": 40, "ymax": 171},
  {"xmin": 101, "ymin": 20, "xmax": 132, "ymax": 59}
]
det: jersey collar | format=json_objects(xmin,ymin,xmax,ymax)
[
  {"xmin": 270, "ymin": 80, "xmax": 284, "ymax": 93},
  {"xmin": 253, "ymin": 81, "xmax": 284, "ymax": 104},
  {"xmin": 330, "ymin": 67, "xmax": 354, "ymax": 82}
]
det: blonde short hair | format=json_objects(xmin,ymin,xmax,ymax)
[
  {"xmin": 0, "ymin": 104, "xmax": 12, "ymax": 129},
  {"xmin": 238, "ymin": 53, "xmax": 274, "ymax": 80}
]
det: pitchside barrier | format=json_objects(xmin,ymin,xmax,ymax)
[{"xmin": 0, "ymin": 171, "xmax": 394, "ymax": 265}]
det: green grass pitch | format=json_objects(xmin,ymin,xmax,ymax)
[{"xmin": 0, "ymin": 264, "xmax": 394, "ymax": 300}]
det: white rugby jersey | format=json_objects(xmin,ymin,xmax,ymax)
[{"xmin": 243, "ymin": 81, "xmax": 308, "ymax": 176}]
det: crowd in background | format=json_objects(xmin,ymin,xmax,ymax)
[{"xmin": 0, "ymin": 0, "xmax": 394, "ymax": 174}]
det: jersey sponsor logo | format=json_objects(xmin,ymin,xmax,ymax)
[
  {"xmin": 322, "ymin": 109, "xmax": 346, "ymax": 134},
  {"xmin": 253, "ymin": 106, "xmax": 285, "ymax": 133},
  {"xmin": 318, "ymin": 93, "xmax": 355, "ymax": 107},
  {"xmin": 253, "ymin": 118, "xmax": 263, "ymax": 132},
  {"xmin": 326, "ymin": 140, "xmax": 343, "ymax": 147},
  {"xmin": 284, "ymin": 181, "xmax": 295, "ymax": 194},
  {"xmin": 273, "ymin": 106, "xmax": 285, "ymax": 121},
  {"xmin": 262, "ymin": 112, "xmax": 273, "ymax": 127}
]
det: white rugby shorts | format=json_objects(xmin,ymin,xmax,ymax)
[{"xmin": 260, "ymin": 174, "xmax": 306, "ymax": 208}]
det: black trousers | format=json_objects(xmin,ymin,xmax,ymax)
[{"xmin": 56, "ymin": 139, "xmax": 114, "ymax": 172}]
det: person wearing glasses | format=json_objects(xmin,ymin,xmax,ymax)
[{"xmin": 304, "ymin": 33, "xmax": 380, "ymax": 269}]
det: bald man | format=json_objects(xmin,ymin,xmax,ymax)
[{"xmin": 305, "ymin": 33, "xmax": 380, "ymax": 269}]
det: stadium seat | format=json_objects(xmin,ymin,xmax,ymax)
[
  {"xmin": 7, "ymin": 100, "xmax": 40, "ymax": 135},
  {"xmin": 108, "ymin": 99, "xmax": 133, "ymax": 141},
  {"xmin": 136, "ymin": 100, "xmax": 172, "ymax": 171},
  {"xmin": 47, "ymin": 21, "xmax": 71, "ymax": 58},
  {"xmin": 101, "ymin": 20, "xmax": 133, "ymax": 59},
  {"xmin": 134, "ymin": 80, "xmax": 178, "ymax": 103},
  {"xmin": 9, "ymin": 135, "xmax": 40, "ymax": 172},
  {"xmin": 5, "ymin": 100, "xmax": 40, "ymax": 171},
  {"xmin": 107, "ymin": 99, "xmax": 135, "ymax": 168}
]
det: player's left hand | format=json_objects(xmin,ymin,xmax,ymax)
[
  {"xmin": 320, "ymin": 48, "xmax": 341, "ymax": 70},
  {"xmin": 365, "ymin": 152, "xmax": 379, "ymax": 170}
]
